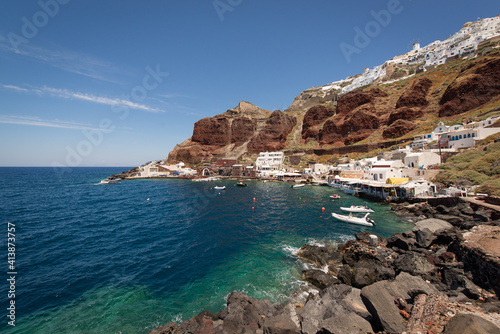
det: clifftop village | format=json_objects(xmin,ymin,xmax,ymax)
[{"xmin": 125, "ymin": 116, "xmax": 500, "ymax": 202}]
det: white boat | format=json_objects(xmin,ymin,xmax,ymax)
[
  {"xmin": 329, "ymin": 194, "xmax": 341, "ymax": 199},
  {"xmin": 99, "ymin": 179, "xmax": 121, "ymax": 184},
  {"xmin": 340, "ymin": 204, "xmax": 374, "ymax": 213},
  {"xmin": 291, "ymin": 184, "xmax": 305, "ymax": 188},
  {"xmin": 331, "ymin": 212, "xmax": 375, "ymax": 227},
  {"xmin": 214, "ymin": 186, "xmax": 226, "ymax": 190}
]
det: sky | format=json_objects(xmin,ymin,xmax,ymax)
[{"xmin": 0, "ymin": 0, "xmax": 498, "ymax": 167}]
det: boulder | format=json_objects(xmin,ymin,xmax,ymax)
[
  {"xmin": 319, "ymin": 313, "xmax": 374, "ymax": 334},
  {"xmin": 302, "ymin": 270, "xmax": 341, "ymax": 290},
  {"xmin": 352, "ymin": 261, "xmax": 396, "ymax": 288},
  {"xmin": 387, "ymin": 232, "xmax": 415, "ymax": 251},
  {"xmin": 442, "ymin": 314, "xmax": 500, "ymax": 334},
  {"xmin": 261, "ymin": 314, "xmax": 301, "ymax": 334},
  {"xmin": 395, "ymin": 252, "xmax": 438, "ymax": 281},
  {"xmin": 296, "ymin": 244, "xmax": 342, "ymax": 268},
  {"xmin": 414, "ymin": 218, "xmax": 454, "ymax": 233},
  {"xmin": 337, "ymin": 265, "xmax": 353, "ymax": 286},
  {"xmin": 415, "ymin": 228, "xmax": 437, "ymax": 248},
  {"xmin": 301, "ymin": 285, "xmax": 369, "ymax": 334},
  {"xmin": 361, "ymin": 272, "xmax": 439, "ymax": 333},
  {"xmin": 218, "ymin": 292, "xmax": 279, "ymax": 333}
]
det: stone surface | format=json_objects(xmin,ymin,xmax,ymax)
[
  {"xmin": 361, "ymin": 272, "xmax": 439, "ymax": 333},
  {"xmin": 319, "ymin": 313, "xmax": 374, "ymax": 334},
  {"xmin": 443, "ymin": 314, "xmax": 500, "ymax": 334},
  {"xmin": 414, "ymin": 218, "xmax": 454, "ymax": 233}
]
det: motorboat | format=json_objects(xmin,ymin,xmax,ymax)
[
  {"xmin": 99, "ymin": 178, "xmax": 121, "ymax": 184},
  {"xmin": 340, "ymin": 204, "xmax": 374, "ymax": 213},
  {"xmin": 235, "ymin": 182, "xmax": 247, "ymax": 187},
  {"xmin": 291, "ymin": 184, "xmax": 305, "ymax": 188},
  {"xmin": 331, "ymin": 212, "xmax": 375, "ymax": 227},
  {"xmin": 214, "ymin": 186, "xmax": 226, "ymax": 190},
  {"xmin": 329, "ymin": 194, "xmax": 341, "ymax": 199}
]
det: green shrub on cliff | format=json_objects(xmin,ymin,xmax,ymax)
[{"xmin": 435, "ymin": 142, "xmax": 500, "ymax": 194}]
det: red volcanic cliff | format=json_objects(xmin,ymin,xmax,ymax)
[
  {"xmin": 439, "ymin": 55, "xmax": 500, "ymax": 117},
  {"xmin": 247, "ymin": 110, "xmax": 297, "ymax": 153},
  {"xmin": 167, "ymin": 102, "xmax": 296, "ymax": 164},
  {"xmin": 301, "ymin": 105, "xmax": 336, "ymax": 142}
]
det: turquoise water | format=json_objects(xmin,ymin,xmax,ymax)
[{"xmin": 0, "ymin": 168, "xmax": 413, "ymax": 333}]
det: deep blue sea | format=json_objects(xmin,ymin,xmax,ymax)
[{"xmin": 0, "ymin": 167, "xmax": 414, "ymax": 333}]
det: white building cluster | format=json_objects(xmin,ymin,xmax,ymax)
[
  {"xmin": 320, "ymin": 15, "xmax": 500, "ymax": 96},
  {"xmin": 410, "ymin": 116, "xmax": 500, "ymax": 150},
  {"xmin": 390, "ymin": 15, "xmax": 500, "ymax": 68}
]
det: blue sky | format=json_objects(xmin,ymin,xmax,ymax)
[{"xmin": 0, "ymin": 0, "xmax": 498, "ymax": 167}]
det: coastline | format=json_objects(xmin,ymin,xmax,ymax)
[{"xmin": 149, "ymin": 200, "xmax": 500, "ymax": 334}]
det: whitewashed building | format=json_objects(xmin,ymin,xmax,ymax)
[
  {"xmin": 255, "ymin": 151, "xmax": 285, "ymax": 170},
  {"xmin": 404, "ymin": 152, "xmax": 441, "ymax": 168}
]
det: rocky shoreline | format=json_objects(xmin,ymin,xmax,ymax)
[{"xmin": 149, "ymin": 200, "xmax": 500, "ymax": 334}]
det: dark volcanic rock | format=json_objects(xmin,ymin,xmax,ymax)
[
  {"xmin": 387, "ymin": 232, "xmax": 415, "ymax": 251},
  {"xmin": 382, "ymin": 119, "xmax": 416, "ymax": 139},
  {"xmin": 302, "ymin": 270, "xmax": 341, "ymax": 290},
  {"xmin": 296, "ymin": 244, "xmax": 342, "ymax": 268}
]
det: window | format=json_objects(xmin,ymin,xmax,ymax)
[{"xmin": 459, "ymin": 135, "xmax": 462, "ymax": 139}]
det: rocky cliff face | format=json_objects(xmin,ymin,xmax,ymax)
[
  {"xmin": 439, "ymin": 54, "xmax": 500, "ymax": 117},
  {"xmin": 167, "ymin": 102, "xmax": 296, "ymax": 164},
  {"xmin": 167, "ymin": 50, "xmax": 500, "ymax": 164}
]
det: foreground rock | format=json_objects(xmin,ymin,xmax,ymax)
[{"xmin": 150, "ymin": 203, "xmax": 500, "ymax": 334}]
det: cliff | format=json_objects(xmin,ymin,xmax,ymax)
[{"xmin": 166, "ymin": 15, "xmax": 500, "ymax": 164}]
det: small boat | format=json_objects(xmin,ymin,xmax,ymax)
[
  {"xmin": 99, "ymin": 179, "xmax": 121, "ymax": 184},
  {"xmin": 331, "ymin": 212, "xmax": 375, "ymax": 227},
  {"xmin": 214, "ymin": 186, "xmax": 226, "ymax": 190},
  {"xmin": 291, "ymin": 184, "xmax": 305, "ymax": 188},
  {"xmin": 340, "ymin": 204, "xmax": 374, "ymax": 213},
  {"xmin": 235, "ymin": 182, "xmax": 247, "ymax": 187},
  {"xmin": 329, "ymin": 194, "xmax": 341, "ymax": 199}
]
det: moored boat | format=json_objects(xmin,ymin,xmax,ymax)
[
  {"xmin": 331, "ymin": 212, "xmax": 375, "ymax": 227},
  {"xmin": 235, "ymin": 182, "xmax": 247, "ymax": 187},
  {"xmin": 329, "ymin": 194, "xmax": 341, "ymax": 199},
  {"xmin": 214, "ymin": 186, "xmax": 226, "ymax": 190},
  {"xmin": 340, "ymin": 204, "xmax": 374, "ymax": 213},
  {"xmin": 291, "ymin": 184, "xmax": 305, "ymax": 188}
]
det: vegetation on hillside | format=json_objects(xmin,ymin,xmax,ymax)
[{"xmin": 434, "ymin": 139, "xmax": 500, "ymax": 195}]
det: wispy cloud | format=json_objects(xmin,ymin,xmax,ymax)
[
  {"xmin": 0, "ymin": 37, "xmax": 129, "ymax": 84},
  {"xmin": 0, "ymin": 83, "xmax": 164, "ymax": 113},
  {"xmin": 0, "ymin": 115, "xmax": 106, "ymax": 131}
]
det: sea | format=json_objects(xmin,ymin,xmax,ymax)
[{"xmin": 0, "ymin": 167, "xmax": 414, "ymax": 333}]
